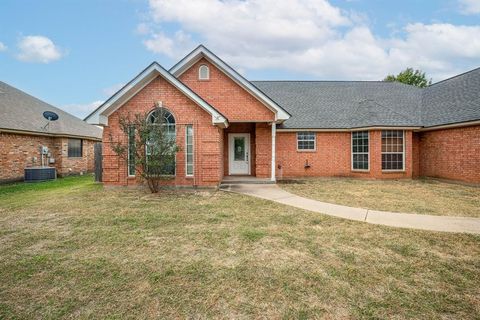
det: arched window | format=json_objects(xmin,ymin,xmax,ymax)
[
  {"xmin": 146, "ymin": 107, "xmax": 176, "ymax": 175},
  {"xmin": 147, "ymin": 107, "xmax": 176, "ymax": 137},
  {"xmin": 198, "ymin": 65, "xmax": 209, "ymax": 80}
]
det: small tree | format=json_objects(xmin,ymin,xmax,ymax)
[
  {"xmin": 109, "ymin": 106, "xmax": 180, "ymax": 193},
  {"xmin": 384, "ymin": 68, "xmax": 432, "ymax": 88}
]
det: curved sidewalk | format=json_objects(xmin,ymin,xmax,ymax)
[{"xmin": 221, "ymin": 184, "xmax": 480, "ymax": 234}]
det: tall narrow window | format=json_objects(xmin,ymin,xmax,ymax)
[
  {"xmin": 68, "ymin": 139, "xmax": 83, "ymax": 157},
  {"xmin": 147, "ymin": 108, "xmax": 176, "ymax": 175},
  {"xmin": 382, "ymin": 130, "xmax": 404, "ymax": 170},
  {"xmin": 127, "ymin": 126, "xmax": 135, "ymax": 176},
  {"xmin": 297, "ymin": 132, "xmax": 316, "ymax": 151},
  {"xmin": 352, "ymin": 131, "xmax": 369, "ymax": 170},
  {"xmin": 199, "ymin": 65, "xmax": 209, "ymax": 80},
  {"xmin": 185, "ymin": 125, "xmax": 194, "ymax": 176}
]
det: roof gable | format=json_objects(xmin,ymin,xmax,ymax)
[
  {"xmin": 169, "ymin": 45, "xmax": 290, "ymax": 122},
  {"xmin": 84, "ymin": 62, "xmax": 228, "ymax": 127},
  {"xmin": 178, "ymin": 57, "xmax": 276, "ymax": 122}
]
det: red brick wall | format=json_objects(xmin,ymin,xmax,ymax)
[
  {"xmin": 275, "ymin": 130, "xmax": 413, "ymax": 179},
  {"xmin": 412, "ymin": 132, "xmax": 421, "ymax": 178},
  {"xmin": 54, "ymin": 138, "xmax": 96, "ymax": 176},
  {"xmin": 0, "ymin": 132, "xmax": 96, "ymax": 182},
  {"xmin": 417, "ymin": 125, "xmax": 480, "ymax": 183},
  {"xmin": 179, "ymin": 58, "xmax": 275, "ymax": 122},
  {"xmin": 103, "ymin": 76, "xmax": 223, "ymax": 187},
  {"xmin": 256, "ymin": 123, "xmax": 272, "ymax": 178}
]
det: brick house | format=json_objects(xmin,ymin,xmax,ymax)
[
  {"xmin": 85, "ymin": 45, "xmax": 480, "ymax": 186},
  {"xmin": 0, "ymin": 81, "xmax": 102, "ymax": 183}
]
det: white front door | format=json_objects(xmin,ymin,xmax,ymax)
[{"xmin": 229, "ymin": 133, "xmax": 250, "ymax": 175}]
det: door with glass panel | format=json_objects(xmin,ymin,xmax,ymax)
[{"xmin": 228, "ymin": 133, "xmax": 250, "ymax": 175}]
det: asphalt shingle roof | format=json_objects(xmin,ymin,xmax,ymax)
[
  {"xmin": 422, "ymin": 67, "xmax": 480, "ymax": 127},
  {"xmin": 0, "ymin": 81, "xmax": 102, "ymax": 139},
  {"xmin": 253, "ymin": 68, "xmax": 480, "ymax": 129}
]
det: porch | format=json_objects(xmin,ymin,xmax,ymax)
[
  {"xmin": 222, "ymin": 122, "xmax": 276, "ymax": 182},
  {"xmin": 221, "ymin": 175, "xmax": 275, "ymax": 185}
]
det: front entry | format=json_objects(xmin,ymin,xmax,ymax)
[{"xmin": 228, "ymin": 133, "xmax": 250, "ymax": 175}]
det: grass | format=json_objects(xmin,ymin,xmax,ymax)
[
  {"xmin": 280, "ymin": 178, "xmax": 480, "ymax": 217},
  {"xmin": 0, "ymin": 175, "xmax": 479, "ymax": 318}
]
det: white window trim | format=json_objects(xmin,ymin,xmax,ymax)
[
  {"xmin": 127, "ymin": 126, "xmax": 136, "ymax": 177},
  {"xmin": 381, "ymin": 130, "xmax": 405, "ymax": 172},
  {"xmin": 198, "ymin": 64, "xmax": 210, "ymax": 80},
  {"xmin": 145, "ymin": 109, "xmax": 177, "ymax": 176},
  {"xmin": 351, "ymin": 131, "xmax": 370, "ymax": 172},
  {"xmin": 296, "ymin": 132, "xmax": 316, "ymax": 152},
  {"xmin": 185, "ymin": 124, "xmax": 194, "ymax": 177}
]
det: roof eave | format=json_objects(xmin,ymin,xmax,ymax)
[
  {"xmin": 419, "ymin": 119, "xmax": 480, "ymax": 131},
  {"xmin": 277, "ymin": 125, "xmax": 423, "ymax": 132},
  {"xmin": 84, "ymin": 62, "xmax": 228, "ymax": 127},
  {"xmin": 0, "ymin": 127, "xmax": 102, "ymax": 140}
]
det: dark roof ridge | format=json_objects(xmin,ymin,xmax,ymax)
[
  {"xmin": 252, "ymin": 80, "xmax": 423, "ymax": 89},
  {"xmin": 253, "ymin": 80, "xmax": 389, "ymax": 82},
  {"xmin": 427, "ymin": 66, "xmax": 480, "ymax": 88}
]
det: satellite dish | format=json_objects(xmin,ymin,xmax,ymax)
[{"xmin": 43, "ymin": 111, "xmax": 59, "ymax": 121}]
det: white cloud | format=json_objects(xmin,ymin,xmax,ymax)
[
  {"xmin": 140, "ymin": 0, "xmax": 480, "ymax": 81},
  {"xmin": 0, "ymin": 42, "xmax": 6, "ymax": 51},
  {"xmin": 102, "ymin": 83, "xmax": 125, "ymax": 96},
  {"xmin": 458, "ymin": 0, "xmax": 480, "ymax": 14},
  {"xmin": 387, "ymin": 24, "xmax": 480, "ymax": 77},
  {"xmin": 17, "ymin": 35, "xmax": 64, "ymax": 63},
  {"xmin": 136, "ymin": 23, "xmax": 151, "ymax": 35},
  {"xmin": 62, "ymin": 83, "xmax": 126, "ymax": 119},
  {"xmin": 61, "ymin": 100, "xmax": 103, "ymax": 119},
  {"xmin": 144, "ymin": 30, "xmax": 193, "ymax": 58}
]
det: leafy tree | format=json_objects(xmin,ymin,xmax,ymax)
[
  {"xmin": 109, "ymin": 107, "xmax": 180, "ymax": 193},
  {"xmin": 384, "ymin": 68, "xmax": 432, "ymax": 88}
]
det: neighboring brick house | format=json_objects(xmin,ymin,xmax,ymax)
[
  {"xmin": 0, "ymin": 81, "xmax": 102, "ymax": 183},
  {"xmin": 85, "ymin": 45, "xmax": 480, "ymax": 186}
]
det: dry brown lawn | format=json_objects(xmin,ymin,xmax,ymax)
[
  {"xmin": 0, "ymin": 176, "xmax": 479, "ymax": 319},
  {"xmin": 280, "ymin": 178, "xmax": 480, "ymax": 217}
]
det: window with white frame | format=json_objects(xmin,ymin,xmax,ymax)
[
  {"xmin": 127, "ymin": 126, "xmax": 136, "ymax": 176},
  {"xmin": 147, "ymin": 108, "xmax": 176, "ymax": 138},
  {"xmin": 199, "ymin": 65, "xmax": 209, "ymax": 80},
  {"xmin": 381, "ymin": 130, "xmax": 404, "ymax": 170},
  {"xmin": 146, "ymin": 108, "xmax": 176, "ymax": 175},
  {"xmin": 185, "ymin": 125, "xmax": 194, "ymax": 176},
  {"xmin": 352, "ymin": 131, "xmax": 369, "ymax": 170},
  {"xmin": 297, "ymin": 132, "xmax": 316, "ymax": 150}
]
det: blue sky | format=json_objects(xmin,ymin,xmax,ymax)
[{"xmin": 1, "ymin": 0, "xmax": 479, "ymax": 118}]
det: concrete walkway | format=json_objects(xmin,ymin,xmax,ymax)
[{"xmin": 221, "ymin": 184, "xmax": 480, "ymax": 234}]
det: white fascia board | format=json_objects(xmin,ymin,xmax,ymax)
[
  {"xmin": 84, "ymin": 62, "xmax": 228, "ymax": 127},
  {"xmin": 277, "ymin": 126, "xmax": 422, "ymax": 132},
  {"xmin": 170, "ymin": 46, "xmax": 291, "ymax": 121}
]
